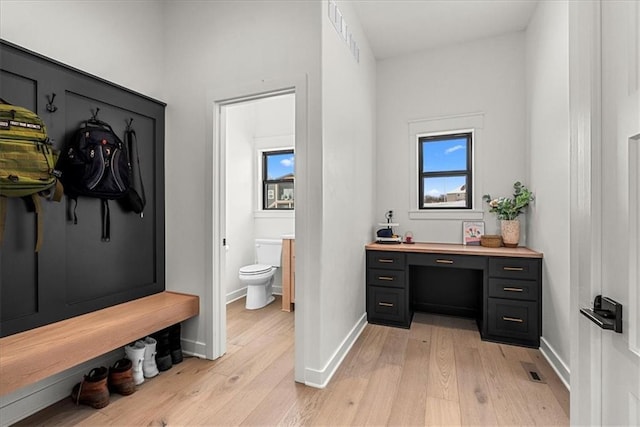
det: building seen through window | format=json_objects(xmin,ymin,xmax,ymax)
[{"xmin": 263, "ymin": 149, "xmax": 294, "ymax": 210}]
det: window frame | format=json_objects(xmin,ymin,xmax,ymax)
[
  {"xmin": 262, "ymin": 148, "xmax": 295, "ymax": 211},
  {"xmin": 417, "ymin": 131, "xmax": 473, "ymax": 210}
]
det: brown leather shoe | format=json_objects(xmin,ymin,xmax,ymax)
[
  {"xmin": 108, "ymin": 358, "xmax": 136, "ymax": 396},
  {"xmin": 70, "ymin": 367, "xmax": 109, "ymax": 409}
]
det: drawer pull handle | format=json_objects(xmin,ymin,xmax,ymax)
[
  {"xmin": 502, "ymin": 316, "xmax": 524, "ymax": 323},
  {"xmin": 503, "ymin": 287, "xmax": 524, "ymax": 292},
  {"xmin": 503, "ymin": 266, "xmax": 524, "ymax": 271},
  {"xmin": 378, "ymin": 276, "xmax": 394, "ymax": 281},
  {"xmin": 378, "ymin": 259, "xmax": 394, "ymax": 263},
  {"xmin": 436, "ymin": 259, "xmax": 454, "ymax": 264},
  {"xmin": 378, "ymin": 302, "xmax": 394, "ymax": 307}
]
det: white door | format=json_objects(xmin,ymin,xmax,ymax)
[
  {"xmin": 574, "ymin": 1, "xmax": 640, "ymax": 425},
  {"xmin": 599, "ymin": 1, "xmax": 640, "ymax": 424}
]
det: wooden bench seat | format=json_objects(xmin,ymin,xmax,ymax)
[{"xmin": 0, "ymin": 291, "xmax": 199, "ymax": 396}]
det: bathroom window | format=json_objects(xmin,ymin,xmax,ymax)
[
  {"xmin": 418, "ymin": 132, "xmax": 472, "ymax": 209},
  {"xmin": 262, "ymin": 149, "xmax": 294, "ymax": 210}
]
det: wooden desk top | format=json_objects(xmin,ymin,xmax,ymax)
[{"xmin": 365, "ymin": 242, "xmax": 543, "ymax": 259}]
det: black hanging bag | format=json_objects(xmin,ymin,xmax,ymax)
[
  {"xmin": 121, "ymin": 122, "xmax": 146, "ymax": 216},
  {"xmin": 57, "ymin": 116, "xmax": 132, "ymax": 241}
]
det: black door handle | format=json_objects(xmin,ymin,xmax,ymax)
[{"xmin": 580, "ymin": 295, "xmax": 622, "ymax": 333}]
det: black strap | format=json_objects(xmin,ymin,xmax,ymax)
[
  {"xmin": 31, "ymin": 195, "xmax": 44, "ymax": 252},
  {"xmin": 101, "ymin": 199, "xmax": 110, "ymax": 242},
  {"xmin": 71, "ymin": 198, "xmax": 110, "ymax": 243},
  {"xmin": 0, "ymin": 197, "xmax": 7, "ymax": 247},
  {"xmin": 72, "ymin": 198, "xmax": 78, "ymax": 225},
  {"xmin": 126, "ymin": 128, "xmax": 146, "ymax": 216},
  {"xmin": 0, "ymin": 196, "xmax": 43, "ymax": 252}
]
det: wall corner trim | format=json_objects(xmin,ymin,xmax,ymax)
[
  {"xmin": 540, "ymin": 336, "xmax": 570, "ymax": 390},
  {"xmin": 303, "ymin": 313, "xmax": 367, "ymax": 388}
]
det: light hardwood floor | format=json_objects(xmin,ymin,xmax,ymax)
[{"xmin": 17, "ymin": 296, "xmax": 569, "ymax": 426}]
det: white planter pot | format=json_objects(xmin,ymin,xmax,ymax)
[{"xmin": 501, "ymin": 219, "xmax": 520, "ymax": 248}]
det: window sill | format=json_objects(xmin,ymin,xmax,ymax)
[
  {"xmin": 254, "ymin": 210, "xmax": 295, "ymax": 219},
  {"xmin": 408, "ymin": 210, "xmax": 484, "ymax": 220}
]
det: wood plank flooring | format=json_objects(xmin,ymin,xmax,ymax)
[{"xmin": 16, "ymin": 296, "xmax": 569, "ymax": 426}]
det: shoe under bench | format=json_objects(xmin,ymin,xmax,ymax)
[{"xmin": 0, "ymin": 291, "xmax": 199, "ymax": 397}]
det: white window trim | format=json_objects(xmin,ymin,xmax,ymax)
[
  {"xmin": 408, "ymin": 112, "xmax": 485, "ymax": 220},
  {"xmin": 254, "ymin": 210, "xmax": 295, "ymax": 219},
  {"xmin": 255, "ymin": 141, "xmax": 295, "ymax": 215}
]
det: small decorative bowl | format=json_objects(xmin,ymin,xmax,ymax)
[{"xmin": 481, "ymin": 235, "xmax": 503, "ymax": 248}]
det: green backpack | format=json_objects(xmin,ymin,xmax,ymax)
[{"xmin": 0, "ymin": 100, "xmax": 63, "ymax": 252}]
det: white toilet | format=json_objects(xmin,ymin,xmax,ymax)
[{"xmin": 239, "ymin": 238, "xmax": 282, "ymax": 310}]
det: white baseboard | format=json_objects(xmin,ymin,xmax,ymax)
[
  {"xmin": 181, "ymin": 338, "xmax": 207, "ymax": 360},
  {"xmin": 539, "ymin": 336, "xmax": 570, "ymax": 390},
  {"xmin": 226, "ymin": 287, "xmax": 282, "ymax": 303},
  {"xmin": 226, "ymin": 287, "xmax": 247, "ymax": 303},
  {"xmin": 0, "ymin": 349, "xmax": 122, "ymax": 426},
  {"xmin": 304, "ymin": 313, "xmax": 367, "ymax": 389}
]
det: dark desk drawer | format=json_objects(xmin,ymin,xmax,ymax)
[
  {"xmin": 488, "ymin": 278, "xmax": 539, "ymax": 301},
  {"xmin": 367, "ymin": 251, "xmax": 406, "ymax": 270},
  {"xmin": 367, "ymin": 286, "xmax": 407, "ymax": 324},
  {"xmin": 489, "ymin": 258, "xmax": 540, "ymax": 280},
  {"xmin": 407, "ymin": 253, "xmax": 486, "ymax": 270},
  {"xmin": 487, "ymin": 298, "xmax": 538, "ymax": 343},
  {"xmin": 367, "ymin": 268, "xmax": 405, "ymax": 288}
]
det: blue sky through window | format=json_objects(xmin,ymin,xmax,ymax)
[
  {"xmin": 422, "ymin": 137, "xmax": 467, "ymax": 173},
  {"xmin": 266, "ymin": 152, "xmax": 294, "ymax": 180}
]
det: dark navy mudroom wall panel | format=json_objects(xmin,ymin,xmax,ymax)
[{"xmin": 0, "ymin": 40, "xmax": 166, "ymax": 337}]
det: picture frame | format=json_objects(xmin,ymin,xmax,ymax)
[{"xmin": 463, "ymin": 221, "xmax": 484, "ymax": 246}]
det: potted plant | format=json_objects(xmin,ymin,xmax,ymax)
[{"xmin": 483, "ymin": 182, "xmax": 535, "ymax": 247}]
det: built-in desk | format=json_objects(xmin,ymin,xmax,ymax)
[{"xmin": 365, "ymin": 242, "xmax": 543, "ymax": 347}]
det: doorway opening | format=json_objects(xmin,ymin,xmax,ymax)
[
  {"xmin": 208, "ymin": 83, "xmax": 305, "ymax": 381},
  {"xmin": 222, "ymin": 92, "xmax": 295, "ymax": 311}
]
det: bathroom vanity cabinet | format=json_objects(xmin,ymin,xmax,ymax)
[
  {"xmin": 282, "ymin": 238, "xmax": 295, "ymax": 311},
  {"xmin": 365, "ymin": 242, "xmax": 543, "ymax": 347}
]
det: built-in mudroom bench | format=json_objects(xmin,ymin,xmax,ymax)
[
  {"xmin": 366, "ymin": 242, "xmax": 543, "ymax": 347},
  {"xmin": 0, "ymin": 291, "xmax": 199, "ymax": 397}
]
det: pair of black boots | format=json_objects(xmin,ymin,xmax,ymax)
[{"xmin": 151, "ymin": 323, "xmax": 183, "ymax": 371}]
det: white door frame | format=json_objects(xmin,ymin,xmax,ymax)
[
  {"xmin": 204, "ymin": 75, "xmax": 308, "ymax": 383},
  {"xmin": 569, "ymin": 1, "xmax": 603, "ymax": 424}
]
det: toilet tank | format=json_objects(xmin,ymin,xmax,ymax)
[{"xmin": 255, "ymin": 239, "xmax": 282, "ymax": 267}]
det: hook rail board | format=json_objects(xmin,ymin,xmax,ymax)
[{"xmin": 0, "ymin": 40, "xmax": 166, "ymax": 338}]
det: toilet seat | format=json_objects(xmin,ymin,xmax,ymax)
[{"xmin": 239, "ymin": 264, "xmax": 273, "ymax": 275}]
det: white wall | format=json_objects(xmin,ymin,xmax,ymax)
[
  {"xmin": 376, "ymin": 32, "xmax": 527, "ymax": 242},
  {"xmin": 225, "ymin": 101, "xmax": 257, "ymax": 301},
  {"xmin": 0, "ymin": 0, "xmax": 166, "ymax": 101},
  {"xmin": 162, "ymin": 0, "xmax": 323, "ymax": 381},
  {"xmin": 315, "ymin": 0, "xmax": 376, "ymax": 384},
  {"xmin": 525, "ymin": 0, "xmax": 571, "ymax": 384}
]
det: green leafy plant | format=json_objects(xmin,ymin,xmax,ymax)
[{"xmin": 483, "ymin": 181, "xmax": 535, "ymax": 220}]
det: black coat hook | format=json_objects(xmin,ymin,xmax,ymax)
[
  {"xmin": 90, "ymin": 107, "xmax": 100, "ymax": 121},
  {"xmin": 46, "ymin": 93, "xmax": 57, "ymax": 113},
  {"xmin": 125, "ymin": 117, "xmax": 134, "ymax": 131}
]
